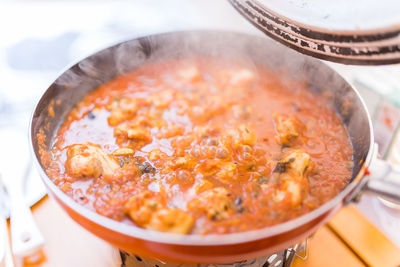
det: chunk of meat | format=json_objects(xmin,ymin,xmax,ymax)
[
  {"xmin": 272, "ymin": 150, "xmax": 312, "ymax": 206},
  {"xmin": 215, "ymin": 162, "xmax": 238, "ymax": 184},
  {"xmin": 127, "ymin": 127, "xmax": 152, "ymax": 141},
  {"xmin": 108, "ymin": 98, "xmax": 146, "ymax": 126},
  {"xmin": 113, "ymin": 147, "xmax": 135, "ymax": 156},
  {"xmin": 281, "ymin": 150, "xmax": 312, "ymax": 177},
  {"xmin": 238, "ymin": 125, "xmax": 256, "ymax": 146},
  {"xmin": 188, "ymin": 187, "xmax": 231, "ymax": 220},
  {"xmin": 273, "ymin": 114, "xmax": 304, "ymax": 145},
  {"xmin": 169, "ymin": 156, "xmax": 196, "ymax": 170},
  {"xmin": 225, "ymin": 125, "xmax": 257, "ymax": 149},
  {"xmin": 149, "ymin": 208, "xmax": 194, "ymax": 234},
  {"xmin": 124, "ymin": 191, "xmax": 194, "ymax": 234},
  {"xmin": 66, "ymin": 143, "xmax": 119, "ymax": 180},
  {"xmin": 148, "ymin": 149, "xmax": 167, "ymax": 161},
  {"xmin": 114, "ymin": 122, "xmax": 152, "ymax": 146},
  {"xmin": 124, "ymin": 191, "xmax": 161, "ymax": 227}
]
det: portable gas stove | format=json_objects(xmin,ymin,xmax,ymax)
[{"xmin": 119, "ymin": 240, "xmax": 307, "ymax": 267}]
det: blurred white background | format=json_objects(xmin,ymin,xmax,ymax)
[{"xmin": 0, "ymin": 0, "xmax": 258, "ymax": 130}]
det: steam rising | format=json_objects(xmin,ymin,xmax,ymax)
[
  {"xmin": 51, "ymin": 31, "xmax": 357, "ymax": 127},
  {"xmin": 39, "ymin": 31, "xmax": 370, "ymax": 180},
  {"xmin": 55, "ymin": 31, "xmax": 316, "ymax": 93}
]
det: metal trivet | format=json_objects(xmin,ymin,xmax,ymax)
[{"xmin": 120, "ymin": 240, "xmax": 307, "ymax": 267}]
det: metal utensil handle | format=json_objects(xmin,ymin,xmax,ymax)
[
  {"xmin": 8, "ymin": 185, "xmax": 44, "ymax": 257},
  {"xmin": 364, "ymin": 151, "xmax": 400, "ymax": 204},
  {"xmin": 0, "ymin": 218, "xmax": 14, "ymax": 267},
  {"xmin": 0, "ymin": 217, "xmax": 6, "ymax": 267}
]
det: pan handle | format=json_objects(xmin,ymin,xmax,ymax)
[{"xmin": 362, "ymin": 144, "xmax": 400, "ymax": 204}]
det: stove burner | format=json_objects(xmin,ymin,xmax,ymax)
[{"xmin": 119, "ymin": 241, "xmax": 307, "ymax": 267}]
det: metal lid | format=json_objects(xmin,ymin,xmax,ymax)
[{"xmin": 229, "ymin": 0, "xmax": 400, "ymax": 65}]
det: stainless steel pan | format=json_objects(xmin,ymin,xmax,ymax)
[{"xmin": 30, "ymin": 31, "xmax": 400, "ymax": 263}]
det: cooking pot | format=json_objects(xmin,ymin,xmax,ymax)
[{"xmin": 30, "ymin": 31, "xmax": 400, "ymax": 264}]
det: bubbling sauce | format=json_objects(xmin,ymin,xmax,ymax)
[{"xmin": 46, "ymin": 58, "xmax": 353, "ymax": 234}]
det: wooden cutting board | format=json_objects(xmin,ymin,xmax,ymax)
[{"xmin": 293, "ymin": 206, "xmax": 400, "ymax": 267}]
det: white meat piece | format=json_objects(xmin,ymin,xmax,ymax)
[
  {"xmin": 125, "ymin": 191, "xmax": 194, "ymax": 234},
  {"xmin": 66, "ymin": 143, "xmax": 119, "ymax": 180},
  {"xmin": 274, "ymin": 115, "xmax": 303, "ymax": 145},
  {"xmin": 148, "ymin": 208, "xmax": 194, "ymax": 234},
  {"xmin": 273, "ymin": 150, "xmax": 311, "ymax": 206},
  {"xmin": 188, "ymin": 187, "xmax": 231, "ymax": 220},
  {"xmin": 108, "ymin": 98, "xmax": 141, "ymax": 126}
]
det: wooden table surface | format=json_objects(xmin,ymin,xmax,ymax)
[{"xmin": 7, "ymin": 196, "xmax": 400, "ymax": 267}]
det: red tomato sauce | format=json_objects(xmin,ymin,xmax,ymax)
[{"xmin": 46, "ymin": 58, "xmax": 353, "ymax": 234}]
